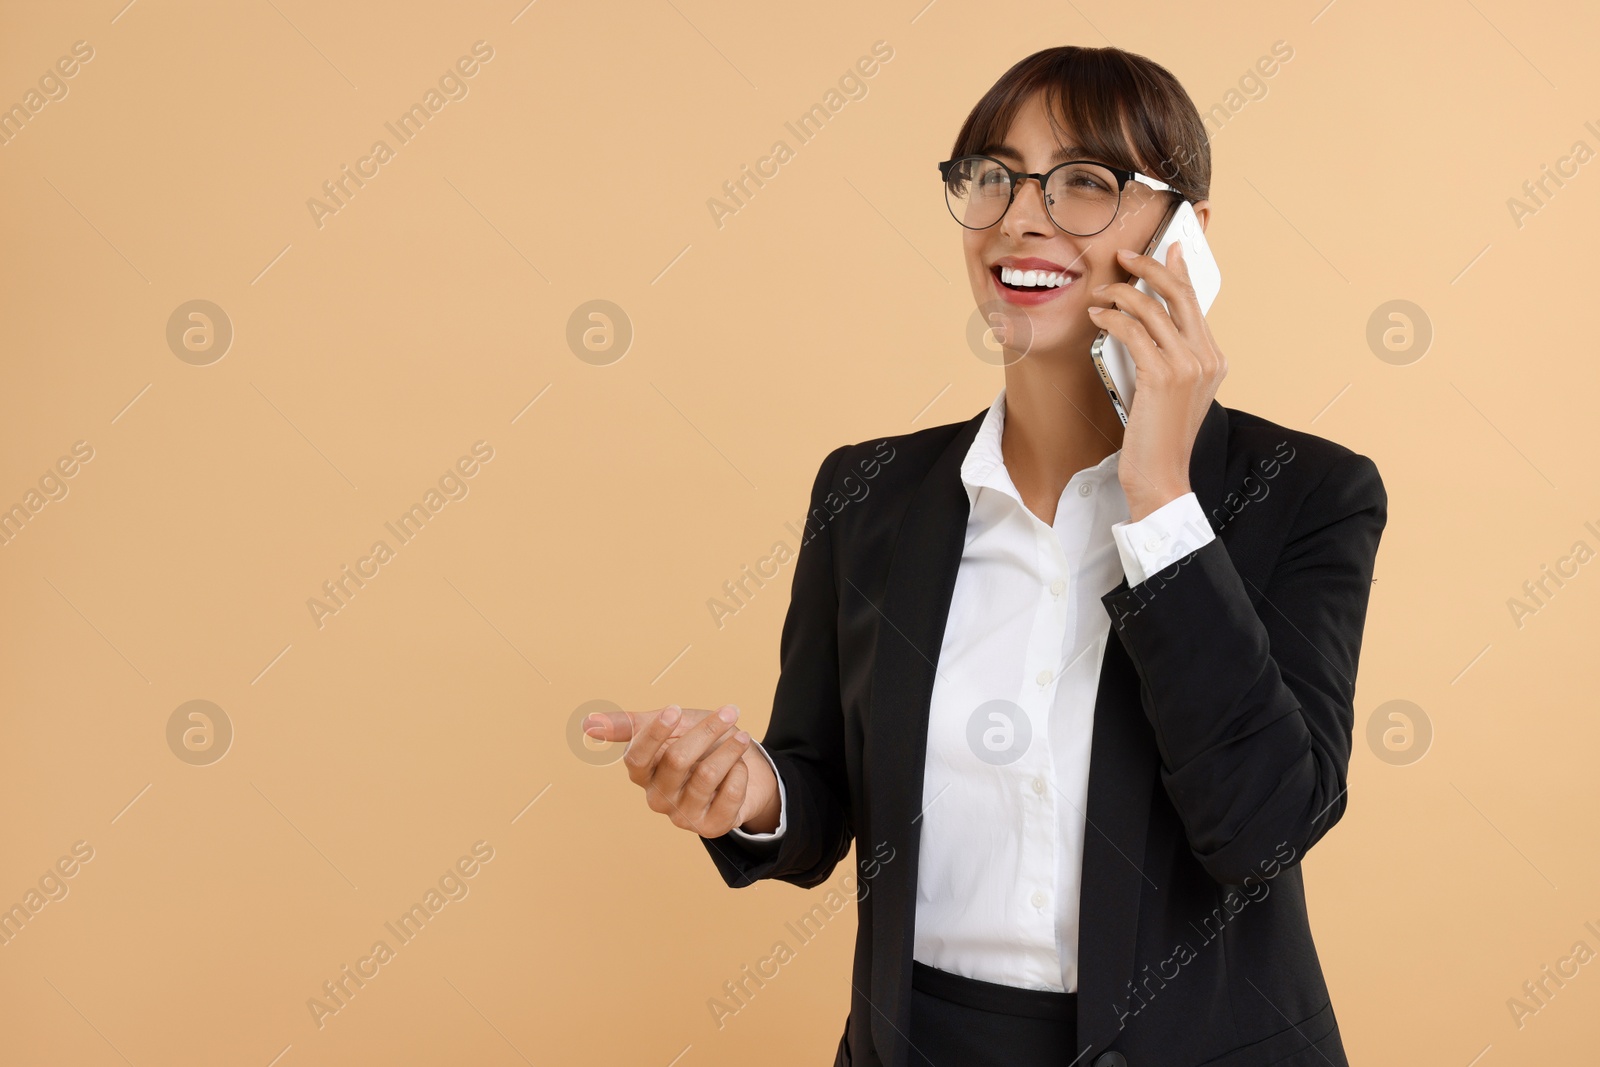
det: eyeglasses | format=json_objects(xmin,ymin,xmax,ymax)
[{"xmin": 937, "ymin": 155, "xmax": 1177, "ymax": 236}]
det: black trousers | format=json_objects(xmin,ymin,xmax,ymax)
[{"xmin": 907, "ymin": 960, "xmax": 1079, "ymax": 1067}]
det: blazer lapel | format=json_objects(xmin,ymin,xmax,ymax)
[
  {"xmin": 1076, "ymin": 398, "xmax": 1230, "ymax": 1054},
  {"xmin": 865, "ymin": 410, "xmax": 984, "ymax": 1067}
]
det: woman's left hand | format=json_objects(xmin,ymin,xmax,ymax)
[{"xmin": 1087, "ymin": 242, "xmax": 1227, "ymax": 522}]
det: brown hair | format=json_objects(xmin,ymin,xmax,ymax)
[{"xmin": 949, "ymin": 46, "xmax": 1211, "ymax": 203}]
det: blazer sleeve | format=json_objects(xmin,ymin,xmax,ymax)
[
  {"xmin": 1099, "ymin": 451, "xmax": 1388, "ymax": 885},
  {"xmin": 698, "ymin": 445, "xmax": 857, "ymax": 890}
]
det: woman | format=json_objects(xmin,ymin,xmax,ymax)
[{"xmin": 586, "ymin": 45, "xmax": 1386, "ymax": 1067}]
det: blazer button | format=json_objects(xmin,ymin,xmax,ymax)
[{"xmin": 1092, "ymin": 1054, "xmax": 1128, "ymax": 1067}]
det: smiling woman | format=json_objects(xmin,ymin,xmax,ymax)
[{"xmin": 591, "ymin": 43, "xmax": 1387, "ymax": 1067}]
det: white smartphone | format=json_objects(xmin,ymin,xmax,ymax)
[{"xmin": 1089, "ymin": 198, "xmax": 1221, "ymax": 426}]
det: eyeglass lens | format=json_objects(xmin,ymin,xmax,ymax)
[{"xmin": 944, "ymin": 157, "xmax": 1123, "ymax": 235}]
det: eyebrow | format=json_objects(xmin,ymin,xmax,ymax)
[{"xmin": 977, "ymin": 143, "xmax": 1091, "ymax": 166}]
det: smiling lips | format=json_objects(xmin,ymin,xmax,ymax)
[{"xmin": 990, "ymin": 256, "xmax": 1080, "ymax": 305}]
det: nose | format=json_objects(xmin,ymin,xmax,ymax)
[{"xmin": 1002, "ymin": 175, "xmax": 1054, "ymax": 237}]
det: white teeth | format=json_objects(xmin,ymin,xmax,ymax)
[{"xmin": 999, "ymin": 266, "xmax": 1071, "ymax": 289}]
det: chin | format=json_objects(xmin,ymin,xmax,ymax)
[{"xmin": 1016, "ymin": 317, "xmax": 1089, "ymax": 361}]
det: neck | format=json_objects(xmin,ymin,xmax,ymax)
[{"xmin": 999, "ymin": 345, "xmax": 1125, "ymax": 496}]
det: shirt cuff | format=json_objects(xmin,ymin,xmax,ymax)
[
  {"xmin": 1112, "ymin": 491, "xmax": 1216, "ymax": 587},
  {"xmin": 728, "ymin": 740, "xmax": 788, "ymax": 841}
]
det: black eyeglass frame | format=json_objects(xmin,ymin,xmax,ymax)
[{"xmin": 937, "ymin": 154, "xmax": 1180, "ymax": 236}]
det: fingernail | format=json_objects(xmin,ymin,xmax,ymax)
[
  {"xmin": 1092, "ymin": 283, "xmax": 1107, "ymax": 293},
  {"xmin": 718, "ymin": 706, "xmax": 738, "ymax": 723},
  {"xmin": 1116, "ymin": 247, "xmax": 1134, "ymax": 260},
  {"xmin": 662, "ymin": 705, "xmax": 681, "ymax": 726},
  {"xmin": 735, "ymin": 730, "xmax": 750, "ymax": 744}
]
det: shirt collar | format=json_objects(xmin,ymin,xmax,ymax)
[{"xmin": 960, "ymin": 386, "xmax": 1121, "ymax": 514}]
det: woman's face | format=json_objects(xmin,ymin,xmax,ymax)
[{"xmin": 960, "ymin": 90, "xmax": 1208, "ymax": 363}]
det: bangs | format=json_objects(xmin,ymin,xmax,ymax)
[{"xmin": 949, "ymin": 47, "xmax": 1210, "ymax": 202}]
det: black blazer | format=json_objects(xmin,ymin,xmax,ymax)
[{"xmin": 700, "ymin": 398, "xmax": 1388, "ymax": 1067}]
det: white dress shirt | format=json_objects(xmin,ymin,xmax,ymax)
[{"xmin": 733, "ymin": 387, "xmax": 1216, "ymax": 993}]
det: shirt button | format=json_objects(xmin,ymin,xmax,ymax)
[
  {"xmin": 1050, "ymin": 578, "xmax": 1065, "ymax": 596},
  {"xmin": 1078, "ymin": 482, "xmax": 1094, "ymax": 497},
  {"xmin": 1032, "ymin": 777, "xmax": 1046, "ymax": 795},
  {"xmin": 1036, "ymin": 669, "xmax": 1052, "ymax": 686},
  {"xmin": 1031, "ymin": 890, "xmax": 1046, "ymax": 908},
  {"xmin": 1143, "ymin": 535, "xmax": 1163, "ymax": 552}
]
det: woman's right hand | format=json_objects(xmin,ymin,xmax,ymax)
[{"xmin": 582, "ymin": 704, "xmax": 782, "ymax": 839}]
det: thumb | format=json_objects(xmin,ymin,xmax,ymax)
[{"xmin": 582, "ymin": 707, "xmax": 653, "ymax": 743}]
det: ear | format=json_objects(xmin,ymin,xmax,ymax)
[{"xmin": 1191, "ymin": 198, "xmax": 1211, "ymax": 233}]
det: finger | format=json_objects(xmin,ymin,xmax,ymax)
[
  {"xmin": 587, "ymin": 704, "xmax": 709, "ymax": 744},
  {"xmin": 621, "ymin": 704, "xmax": 682, "ymax": 786},
  {"xmin": 1116, "ymin": 245, "xmax": 1203, "ymax": 337},
  {"xmin": 702, "ymin": 755, "xmax": 750, "ymax": 837},
  {"xmin": 654, "ymin": 704, "xmax": 741, "ymax": 798},
  {"xmin": 649, "ymin": 712, "xmax": 739, "ymax": 829},
  {"xmin": 1088, "ymin": 303, "xmax": 1166, "ymax": 378},
  {"xmin": 679, "ymin": 728, "xmax": 752, "ymax": 823},
  {"xmin": 583, "ymin": 708, "xmax": 646, "ymax": 743},
  {"xmin": 1169, "ymin": 244, "xmax": 1225, "ymax": 379},
  {"xmin": 640, "ymin": 705, "xmax": 716, "ymax": 777},
  {"xmin": 1090, "ymin": 281, "xmax": 1186, "ymax": 356}
]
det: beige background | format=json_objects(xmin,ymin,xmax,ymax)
[{"xmin": 2, "ymin": 0, "xmax": 1597, "ymax": 1063}]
